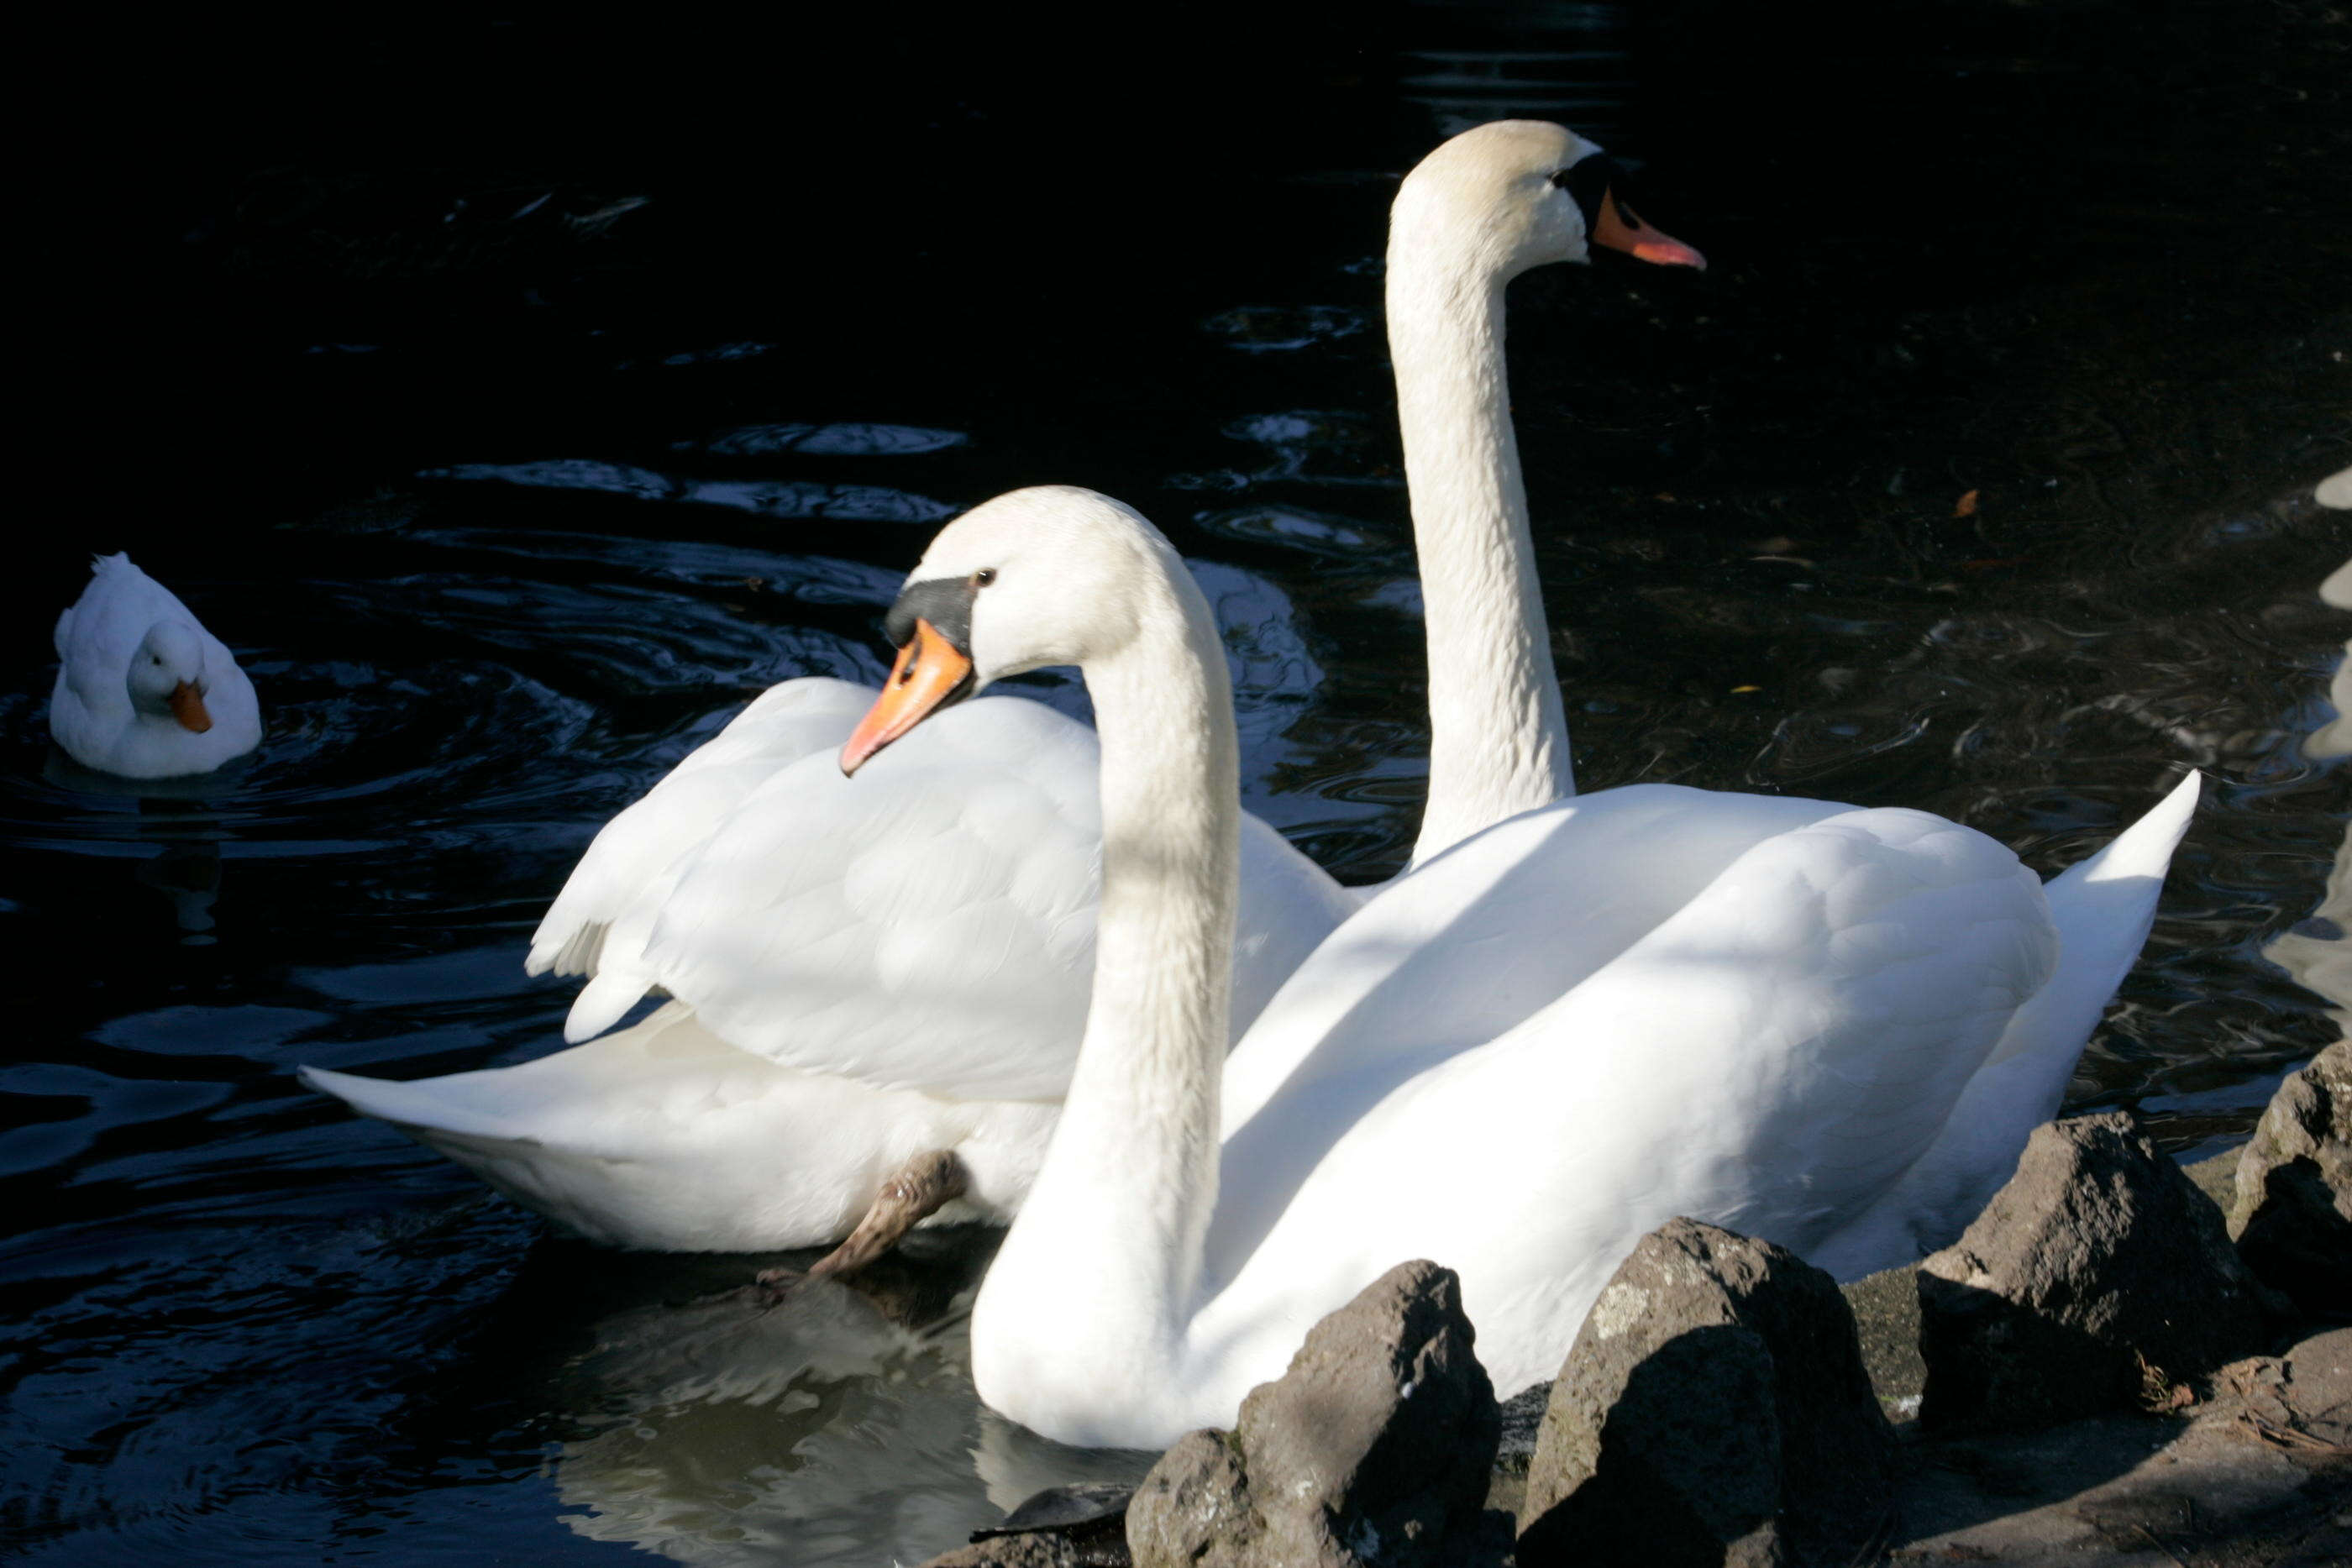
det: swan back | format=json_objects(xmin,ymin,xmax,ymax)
[{"xmin": 1216, "ymin": 785, "xmax": 1848, "ymax": 1141}]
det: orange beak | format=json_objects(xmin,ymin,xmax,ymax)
[
  {"xmin": 1593, "ymin": 188, "xmax": 1706, "ymax": 270},
  {"xmin": 167, "ymin": 680, "xmax": 213, "ymax": 734},
  {"xmin": 841, "ymin": 618, "xmax": 975, "ymax": 775}
]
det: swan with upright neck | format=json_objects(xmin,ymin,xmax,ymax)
[
  {"xmin": 1388, "ymin": 118, "xmax": 1701, "ymax": 863},
  {"xmin": 847, "ymin": 484, "xmax": 2197, "ymax": 1450}
]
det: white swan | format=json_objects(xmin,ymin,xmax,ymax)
[
  {"xmin": 298, "ymin": 117, "xmax": 1684, "ymax": 1259},
  {"xmin": 302, "ymin": 648, "xmax": 1355, "ymax": 1256},
  {"xmin": 844, "ymin": 483, "xmax": 2198, "ymax": 1450},
  {"xmin": 50, "ymin": 553, "xmax": 261, "ymax": 778}
]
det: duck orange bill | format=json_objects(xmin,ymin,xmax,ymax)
[
  {"xmin": 841, "ymin": 618, "xmax": 974, "ymax": 775},
  {"xmin": 1593, "ymin": 188, "xmax": 1706, "ymax": 270},
  {"xmin": 167, "ymin": 680, "xmax": 213, "ymax": 734}
]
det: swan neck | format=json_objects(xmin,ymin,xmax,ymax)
[
  {"xmin": 974, "ymin": 557, "xmax": 1238, "ymax": 1413},
  {"xmin": 1388, "ymin": 234, "xmax": 1573, "ymax": 865}
]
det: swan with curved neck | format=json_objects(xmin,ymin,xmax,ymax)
[{"xmin": 846, "ymin": 484, "xmax": 2198, "ymax": 1449}]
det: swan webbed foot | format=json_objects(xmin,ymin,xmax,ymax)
[{"xmin": 764, "ymin": 1149, "xmax": 971, "ymax": 1296}]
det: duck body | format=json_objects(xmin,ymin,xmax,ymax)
[
  {"xmin": 50, "ymin": 553, "xmax": 261, "ymax": 778},
  {"xmin": 304, "ymin": 674, "xmax": 1355, "ymax": 1251}
]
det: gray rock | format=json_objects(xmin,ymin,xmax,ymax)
[
  {"xmin": 1128, "ymin": 1431, "xmax": 1252, "ymax": 1568},
  {"xmin": 1919, "ymin": 1111, "xmax": 2271, "ymax": 1432},
  {"xmin": 2229, "ymin": 1038, "xmax": 2352, "ymax": 1314},
  {"xmin": 1494, "ymin": 1383, "xmax": 1550, "ymax": 1476},
  {"xmin": 979, "ymin": 1482, "xmax": 1135, "ymax": 1537},
  {"xmin": 933, "ymin": 1482, "xmax": 1136, "ymax": 1568},
  {"xmin": 920, "ymin": 1534, "xmax": 1097, "ymax": 1568},
  {"xmin": 1127, "ymin": 1260, "xmax": 1502, "ymax": 1568},
  {"xmin": 1516, "ymin": 1218, "xmax": 1896, "ymax": 1568}
]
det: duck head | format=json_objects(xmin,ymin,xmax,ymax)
[{"xmin": 129, "ymin": 621, "xmax": 214, "ymax": 732}]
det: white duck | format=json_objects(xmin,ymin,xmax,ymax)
[
  {"xmin": 50, "ymin": 553, "xmax": 261, "ymax": 778},
  {"xmin": 843, "ymin": 484, "xmax": 2198, "ymax": 1450}
]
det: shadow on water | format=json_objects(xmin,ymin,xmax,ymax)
[{"xmin": 3, "ymin": 3, "xmax": 2347, "ymax": 1563}]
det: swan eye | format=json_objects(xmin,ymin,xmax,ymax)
[{"xmin": 972, "ymin": 569, "xmax": 997, "ymax": 587}]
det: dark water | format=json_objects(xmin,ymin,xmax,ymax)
[{"xmin": 6, "ymin": 4, "xmax": 2349, "ymax": 1562}]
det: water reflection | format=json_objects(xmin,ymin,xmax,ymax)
[
  {"xmin": 1399, "ymin": 4, "xmax": 1635, "ymax": 142},
  {"xmin": 423, "ymin": 461, "xmax": 958, "ymax": 524},
  {"xmin": 20, "ymin": 771, "xmax": 232, "ymax": 939},
  {"xmin": 456, "ymin": 1236, "xmax": 1152, "ymax": 1567}
]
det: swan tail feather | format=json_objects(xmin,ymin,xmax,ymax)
[
  {"xmin": 1984, "ymin": 768, "xmax": 2201, "ymax": 1071},
  {"xmin": 299, "ymin": 1064, "xmax": 543, "ymax": 1146},
  {"xmin": 1818, "ymin": 770, "xmax": 2202, "ymax": 1272}
]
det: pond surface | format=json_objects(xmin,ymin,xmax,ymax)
[{"xmin": 5, "ymin": 5, "xmax": 2349, "ymax": 1564}]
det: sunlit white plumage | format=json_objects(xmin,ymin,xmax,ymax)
[
  {"xmin": 892, "ymin": 488, "xmax": 2195, "ymax": 1451},
  {"xmin": 49, "ymin": 553, "xmax": 261, "ymax": 778}
]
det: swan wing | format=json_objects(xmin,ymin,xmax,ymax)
[
  {"xmin": 625, "ymin": 694, "xmax": 1350, "ymax": 1101},
  {"xmin": 1219, "ymin": 784, "xmax": 1851, "ymax": 1132},
  {"xmin": 528, "ymin": 677, "xmax": 878, "ymax": 978},
  {"xmin": 628, "ymin": 695, "xmax": 1106, "ymax": 1100}
]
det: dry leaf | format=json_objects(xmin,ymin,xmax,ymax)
[{"xmin": 1954, "ymin": 489, "xmax": 1980, "ymax": 518}]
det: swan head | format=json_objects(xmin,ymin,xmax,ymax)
[
  {"xmin": 1392, "ymin": 119, "xmax": 1704, "ymax": 280},
  {"xmin": 128, "ymin": 621, "xmax": 216, "ymax": 732},
  {"xmin": 842, "ymin": 485, "xmax": 1176, "ymax": 774}
]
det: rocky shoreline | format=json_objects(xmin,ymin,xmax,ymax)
[{"xmin": 921, "ymin": 1042, "xmax": 2350, "ymax": 1566}]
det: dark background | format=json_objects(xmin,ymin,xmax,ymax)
[{"xmin": 25, "ymin": 3, "xmax": 2344, "ymax": 553}]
